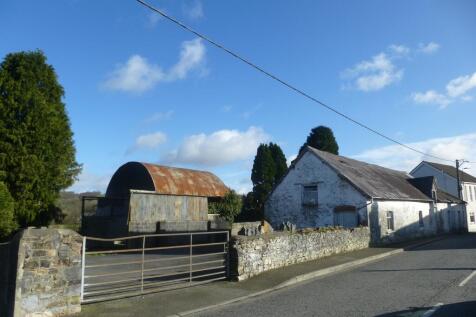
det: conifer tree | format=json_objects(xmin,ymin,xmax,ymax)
[
  {"xmin": 0, "ymin": 51, "xmax": 81, "ymax": 227},
  {"xmin": 299, "ymin": 126, "xmax": 339, "ymax": 155}
]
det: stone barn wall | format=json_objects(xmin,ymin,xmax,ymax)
[
  {"xmin": 231, "ymin": 227, "xmax": 370, "ymax": 280},
  {"xmin": 265, "ymin": 152, "xmax": 369, "ymax": 229},
  {"xmin": 370, "ymin": 200, "xmax": 438, "ymax": 244}
]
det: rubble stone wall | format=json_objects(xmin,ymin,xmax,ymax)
[
  {"xmin": 13, "ymin": 228, "xmax": 83, "ymax": 317},
  {"xmin": 231, "ymin": 227, "xmax": 370, "ymax": 280}
]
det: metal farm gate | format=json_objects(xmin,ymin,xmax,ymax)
[{"xmin": 80, "ymin": 231, "xmax": 229, "ymax": 303}]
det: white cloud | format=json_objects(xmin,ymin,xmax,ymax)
[
  {"xmin": 412, "ymin": 71, "xmax": 476, "ymax": 108},
  {"xmin": 221, "ymin": 105, "xmax": 232, "ymax": 112},
  {"xmin": 353, "ymin": 132, "xmax": 476, "ymax": 175},
  {"xmin": 145, "ymin": 110, "xmax": 174, "ymax": 123},
  {"xmin": 343, "ymin": 42, "xmax": 442, "ymax": 92},
  {"xmin": 103, "ymin": 55, "xmax": 164, "ymax": 93},
  {"xmin": 168, "ymin": 38, "xmax": 206, "ymax": 80},
  {"xmin": 388, "ymin": 44, "xmax": 410, "ymax": 57},
  {"xmin": 418, "ymin": 42, "xmax": 440, "ymax": 54},
  {"xmin": 68, "ymin": 169, "xmax": 111, "ymax": 194},
  {"xmin": 183, "ymin": 0, "xmax": 203, "ymax": 20},
  {"xmin": 103, "ymin": 38, "xmax": 206, "ymax": 93},
  {"xmin": 287, "ymin": 154, "xmax": 297, "ymax": 166},
  {"xmin": 165, "ymin": 126, "xmax": 269, "ymax": 166},
  {"xmin": 446, "ymin": 72, "xmax": 476, "ymax": 98},
  {"xmin": 343, "ymin": 53, "xmax": 403, "ymax": 91},
  {"xmin": 135, "ymin": 132, "xmax": 167, "ymax": 149},
  {"xmin": 127, "ymin": 131, "xmax": 167, "ymax": 154},
  {"xmin": 412, "ymin": 90, "xmax": 451, "ymax": 108}
]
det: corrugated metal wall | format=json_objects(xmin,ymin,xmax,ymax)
[{"xmin": 128, "ymin": 192, "xmax": 208, "ymax": 232}]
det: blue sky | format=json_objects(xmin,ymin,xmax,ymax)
[{"xmin": 1, "ymin": 0, "xmax": 476, "ymax": 193}]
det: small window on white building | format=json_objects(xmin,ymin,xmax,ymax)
[
  {"xmin": 470, "ymin": 186, "xmax": 474, "ymax": 202},
  {"xmin": 470, "ymin": 212, "xmax": 475, "ymax": 224},
  {"xmin": 465, "ymin": 186, "xmax": 469, "ymax": 201},
  {"xmin": 386, "ymin": 211, "xmax": 394, "ymax": 231},
  {"xmin": 473, "ymin": 186, "xmax": 476, "ymax": 201},
  {"xmin": 302, "ymin": 185, "xmax": 318, "ymax": 206},
  {"xmin": 418, "ymin": 210, "xmax": 424, "ymax": 227}
]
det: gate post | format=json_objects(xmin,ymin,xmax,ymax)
[
  {"xmin": 80, "ymin": 236, "xmax": 86, "ymax": 302},
  {"xmin": 226, "ymin": 231, "xmax": 230, "ymax": 279},
  {"xmin": 189, "ymin": 233, "xmax": 193, "ymax": 284},
  {"xmin": 141, "ymin": 236, "xmax": 145, "ymax": 294}
]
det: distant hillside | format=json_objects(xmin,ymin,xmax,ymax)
[{"xmin": 55, "ymin": 191, "xmax": 101, "ymax": 231}]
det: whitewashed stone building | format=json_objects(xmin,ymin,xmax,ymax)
[
  {"xmin": 411, "ymin": 161, "xmax": 476, "ymax": 232},
  {"xmin": 265, "ymin": 146, "xmax": 466, "ymax": 244}
]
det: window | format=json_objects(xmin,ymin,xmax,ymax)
[
  {"xmin": 470, "ymin": 185, "xmax": 474, "ymax": 202},
  {"xmin": 418, "ymin": 210, "xmax": 424, "ymax": 227},
  {"xmin": 470, "ymin": 212, "xmax": 475, "ymax": 224},
  {"xmin": 465, "ymin": 186, "xmax": 469, "ymax": 201},
  {"xmin": 386, "ymin": 211, "xmax": 394, "ymax": 231},
  {"xmin": 302, "ymin": 185, "xmax": 318, "ymax": 206},
  {"xmin": 473, "ymin": 186, "xmax": 476, "ymax": 201}
]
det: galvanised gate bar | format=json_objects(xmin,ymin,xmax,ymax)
[{"xmin": 80, "ymin": 231, "xmax": 229, "ymax": 303}]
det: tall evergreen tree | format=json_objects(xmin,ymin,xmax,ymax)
[
  {"xmin": 251, "ymin": 144, "xmax": 275, "ymax": 215},
  {"xmin": 0, "ymin": 51, "xmax": 81, "ymax": 227},
  {"xmin": 249, "ymin": 143, "xmax": 288, "ymax": 218},
  {"xmin": 268, "ymin": 142, "xmax": 287, "ymax": 183},
  {"xmin": 299, "ymin": 126, "xmax": 339, "ymax": 155}
]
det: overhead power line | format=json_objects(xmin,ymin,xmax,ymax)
[{"xmin": 137, "ymin": 0, "xmax": 457, "ymax": 163}]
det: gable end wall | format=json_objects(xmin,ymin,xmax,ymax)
[{"xmin": 264, "ymin": 152, "xmax": 368, "ymax": 229}]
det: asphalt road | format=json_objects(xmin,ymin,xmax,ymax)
[{"xmin": 196, "ymin": 234, "xmax": 476, "ymax": 317}]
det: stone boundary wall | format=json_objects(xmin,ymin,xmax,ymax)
[
  {"xmin": 231, "ymin": 227, "xmax": 370, "ymax": 280},
  {"xmin": 0, "ymin": 228, "xmax": 83, "ymax": 317}
]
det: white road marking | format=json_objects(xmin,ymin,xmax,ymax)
[
  {"xmin": 422, "ymin": 303, "xmax": 443, "ymax": 317},
  {"xmin": 459, "ymin": 270, "xmax": 476, "ymax": 287}
]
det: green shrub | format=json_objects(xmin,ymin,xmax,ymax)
[{"xmin": 211, "ymin": 190, "xmax": 243, "ymax": 223}]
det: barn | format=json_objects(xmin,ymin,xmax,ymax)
[
  {"xmin": 82, "ymin": 162, "xmax": 229, "ymax": 238},
  {"xmin": 264, "ymin": 146, "xmax": 466, "ymax": 244}
]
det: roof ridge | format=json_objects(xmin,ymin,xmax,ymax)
[{"xmin": 307, "ymin": 146, "xmax": 410, "ymax": 176}]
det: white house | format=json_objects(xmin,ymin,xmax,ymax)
[
  {"xmin": 410, "ymin": 161, "xmax": 476, "ymax": 232},
  {"xmin": 265, "ymin": 147, "xmax": 465, "ymax": 244}
]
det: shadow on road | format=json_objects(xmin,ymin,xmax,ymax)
[
  {"xmin": 372, "ymin": 233, "xmax": 476, "ymax": 252},
  {"xmin": 374, "ymin": 301, "xmax": 476, "ymax": 317},
  {"xmin": 405, "ymin": 234, "xmax": 476, "ymax": 251},
  {"xmin": 362, "ymin": 267, "xmax": 476, "ymax": 273}
]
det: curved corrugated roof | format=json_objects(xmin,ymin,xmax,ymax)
[
  {"xmin": 106, "ymin": 162, "xmax": 229, "ymax": 197},
  {"xmin": 142, "ymin": 163, "xmax": 229, "ymax": 197}
]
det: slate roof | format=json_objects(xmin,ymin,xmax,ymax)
[
  {"xmin": 408, "ymin": 176, "xmax": 464, "ymax": 204},
  {"xmin": 306, "ymin": 147, "xmax": 432, "ymax": 201},
  {"xmin": 436, "ymin": 189, "xmax": 464, "ymax": 204},
  {"xmin": 422, "ymin": 161, "xmax": 476, "ymax": 183}
]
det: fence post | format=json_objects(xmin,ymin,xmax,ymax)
[
  {"xmin": 141, "ymin": 236, "xmax": 145, "ymax": 294},
  {"xmin": 226, "ymin": 231, "xmax": 230, "ymax": 279},
  {"xmin": 189, "ymin": 233, "xmax": 193, "ymax": 284},
  {"xmin": 80, "ymin": 236, "xmax": 86, "ymax": 302}
]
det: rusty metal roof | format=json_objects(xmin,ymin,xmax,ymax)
[{"xmin": 141, "ymin": 163, "xmax": 229, "ymax": 197}]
